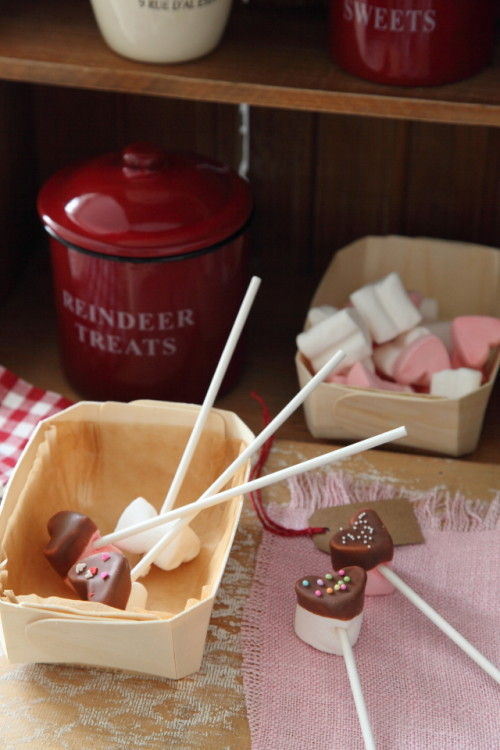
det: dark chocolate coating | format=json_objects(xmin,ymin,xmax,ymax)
[
  {"xmin": 44, "ymin": 511, "xmax": 97, "ymax": 577},
  {"xmin": 67, "ymin": 551, "xmax": 132, "ymax": 610},
  {"xmin": 295, "ymin": 566, "xmax": 366, "ymax": 620},
  {"xmin": 329, "ymin": 508, "xmax": 394, "ymax": 572}
]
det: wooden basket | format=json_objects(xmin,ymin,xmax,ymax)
[
  {"xmin": 0, "ymin": 400, "xmax": 254, "ymax": 678},
  {"xmin": 295, "ymin": 236, "xmax": 500, "ymax": 456}
]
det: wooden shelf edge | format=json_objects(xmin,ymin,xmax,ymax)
[
  {"xmin": 0, "ymin": 0, "xmax": 499, "ymax": 126},
  {"xmin": 2, "ymin": 60, "xmax": 500, "ymax": 127}
]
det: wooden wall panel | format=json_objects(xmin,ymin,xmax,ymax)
[
  {"xmin": 33, "ymin": 86, "xmax": 126, "ymax": 182},
  {"xmin": 0, "ymin": 82, "xmax": 38, "ymax": 297},
  {"xmin": 2, "ymin": 83, "xmax": 498, "ymax": 302},
  {"xmin": 478, "ymin": 127, "xmax": 500, "ymax": 247},
  {"xmin": 32, "ymin": 86, "xmax": 241, "ymax": 179},
  {"xmin": 247, "ymin": 107, "xmax": 315, "ymax": 276},
  {"xmin": 403, "ymin": 122, "xmax": 495, "ymax": 245},
  {"xmin": 312, "ymin": 114, "xmax": 409, "ymax": 272}
]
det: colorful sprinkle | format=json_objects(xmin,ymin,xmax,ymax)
[
  {"xmin": 101, "ymin": 552, "xmax": 111, "ymax": 562},
  {"xmin": 325, "ymin": 573, "xmax": 333, "ymax": 580},
  {"xmin": 100, "ymin": 572, "xmax": 110, "ymax": 580},
  {"xmin": 326, "ymin": 587, "xmax": 334, "ymax": 594},
  {"xmin": 301, "ymin": 580, "xmax": 310, "ymax": 587},
  {"xmin": 84, "ymin": 570, "xmax": 94, "ymax": 579},
  {"xmin": 338, "ymin": 569, "xmax": 345, "ymax": 576},
  {"xmin": 334, "ymin": 583, "xmax": 341, "ymax": 591},
  {"xmin": 340, "ymin": 583, "xmax": 347, "ymax": 591},
  {"xmin": 314, "ymin": 589, "xmax": 322, "ymax": 597},
  {"xmin": 343, "ymin": 576, "xmax": 351, "ymax": 582},
  {"xmin": 75, "ymin": 562, "xmax": 87, "ymax": 574},
  {"xmin": 316, "ymin": 578, "xmax": 325, "ymax": 586}
]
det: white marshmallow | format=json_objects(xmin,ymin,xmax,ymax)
[
  {"xmin": 294, "ymin": 605, "xmax": 363, "ymax": 655},
  {"xmin": 114, "ymin": 497, "xmax": 159, "ymax": 554},
  {"xmin": 306, "ymin": 305, "xmax": 337, "ymax": 329},
  {"xmin": 151, "ymin": 523, "xmax": 201, "ymax": 571},
  {"xmin": 430, "ymin": 368, "xmax": 482, "ymax": 399},
  {"xmin": 114, "ymin": 496, "xmax": 201, "ymax": 572},
  {"xmin": 373, "ymin": 326, "xmax": 429, "ymax": 378},
  {"xmin": 297, "ymin": 307, "xmax": 372, "ymax": 372},
  {"xmin": 426, "ymin": 320, "xmax": 453, "ymax": 353},
  {"xmin": 350, "ymin": 272, "xmax": 422, "ymax": 344}
]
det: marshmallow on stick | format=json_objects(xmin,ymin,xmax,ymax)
[
  {"xmin": 44, "ymin": 511, "xmax": 132, "ymax": 610},
  {"xmin": 43, "ymin": 428, "xmax": 406, "ymax": 609},
  {"xmin": 109, "ymin": 348, "xmax": 348, "ymax": 581},
  {"xmin": 98, "ymin": 427, "xmax": 407, "ymax": 550},
  {"xmin": 294, "ymin": 567, "xmax": 367, "ymax": 654},
  {"xmin": 294, "ymin": 567, "xmax": 376, "ymax": 750},
  {"xmin": 114, "ymin": 275, "xmax": 262, "ymax": 572},
  {"xmin": 330, "ymin": 509, "xmax": 395, "ymax": 596},
  {"xmin": 330, "ymin": 508, "xmax": 500, "ymax": 684}
]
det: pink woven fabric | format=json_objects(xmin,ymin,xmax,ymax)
[
  {"xmin": 241, "ymin": 492, "xmax": 500, "ymax": 749},
  {"xmin": 0, "ymin": 366, "xmax": 73, "ymax": 484}
]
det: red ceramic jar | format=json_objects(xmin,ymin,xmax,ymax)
[
  {"xmin": 37, "ymin": 143, "xmax": 253, "ymax": 403},
  {"xmin": 329, "ymin": 0, "xmax": 496, "ymax": 86}
]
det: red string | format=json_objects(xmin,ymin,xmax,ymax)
[{"xmin": 248, "ymin": 392, "xmax": 327, "ymax": 537}]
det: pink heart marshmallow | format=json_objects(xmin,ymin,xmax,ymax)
[
  {"xmin": 393, "ymin": 334, "xmax": 451, "ymax": 387},
  {"xmin": 451, "ymin": 315, "xmax": 500, "ymax": 369},
  {"xmin": 346, "ymin": 361, "xmax": 413, "ymax": 393}
]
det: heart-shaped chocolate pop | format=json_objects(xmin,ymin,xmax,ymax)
[
  {"xmin": 295, "ymin": 566, "xmax": 367, "ymax": 621},
  {"xmin": 67, "ymin": 550, "xmax": 131, "ymax": 610},
  {"xmin": 44, "ymin": 511, "xmax": 98, "ymax": 577},
  {"xmin": 44, "ymin": 510, "xmax": 132, "ymax": 610},
  {"xmin": 329, "ymin": 508, "xmax": 393, "ymax": 572}
]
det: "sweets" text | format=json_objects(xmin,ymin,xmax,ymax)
[{"xmin": 342, "ymin": 0, "xmax": 437, "ymax": 33}]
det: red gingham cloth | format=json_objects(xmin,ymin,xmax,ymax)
[{"xmin": 0, "ymin": 366, "xmax": 73, "ymax": 485}]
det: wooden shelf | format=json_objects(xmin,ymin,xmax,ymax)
[{"xmin": 1, "ymin": 0, "xmax": 500, "ymax": 126}]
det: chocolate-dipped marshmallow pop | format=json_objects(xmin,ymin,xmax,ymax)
[
  {"xmin": 330, "ymin": 509, "xmax": 395, "ymax": 596},
  {"xmin": 330, "ymin": 508, "xmax": 500, "ymax": 685},
  {"xmin": 294, "ymin": 567, "xmax": 376, "ymax": 750},
  {"xmin": 44, "ymin": 427, "xmax": 406, "ymax": 609}
]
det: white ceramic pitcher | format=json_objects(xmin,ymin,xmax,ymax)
[{"xmin": 90, "ymin": 0, "xmax": 233, "ymax": 63}]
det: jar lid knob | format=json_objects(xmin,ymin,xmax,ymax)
[{"xmin": 122, "ymin": 143, "xmax": 166, "ymax": 177}]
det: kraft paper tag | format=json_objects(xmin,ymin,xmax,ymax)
[{"xmin": 309, "ymin": 498, "xmax": 424, "ymax": 554}]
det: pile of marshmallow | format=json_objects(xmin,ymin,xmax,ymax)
[{"xmin": 297, "ymin": 271, "xmax": 500, "ymax": 399}]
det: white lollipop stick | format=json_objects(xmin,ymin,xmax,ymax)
[
  {"xmin": 97, "ymin": 427, "xmax": 407, "ymax": 549},
  {"xmin": 337, "ymin": 627, "xmax": 376, "ymax": 750},
  {"xmin": 160, "ymin": 275, "xmax": 261, "ymax": 516},
  {"xmin": 378, "ymin": 564, "xmax": 500, "ymax": 684},
  {"xmin": 129, "ymin": 425, "xmax": 403, "ymax": 580},
  {"xmin": 96, "ymin": 348, "xmax": 347, "ymax": 577}
]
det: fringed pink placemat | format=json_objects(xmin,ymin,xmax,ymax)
[{"xmin": 241, "ymin": 472, "xmax": 500, "ymax": 750}]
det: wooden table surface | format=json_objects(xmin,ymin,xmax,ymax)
[{"xmin": 0, "ymin": 437, "xmax": 498, "ymax": 748}]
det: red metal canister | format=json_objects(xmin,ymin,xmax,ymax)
[
  {"xmin": 37, "ymin": 143, "xmax": 253, "ymax": 403},
  {"xmin": 329, "ymin": 0, "xmax": 495, "ymax": 86}
]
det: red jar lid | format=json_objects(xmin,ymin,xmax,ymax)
[{"xmin": 37, "ymin": 143, "xmax": 253, "ymax": 258}]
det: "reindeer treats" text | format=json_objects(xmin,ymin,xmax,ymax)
[{"xmin": 62, "ymin": 289, "xmax": 195, "ymax": 357}]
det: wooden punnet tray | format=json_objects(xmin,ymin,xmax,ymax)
[
  {"xmin": 0, "ymin": 400, "xmax": 254, "ymax": 678},
  {"xmin": 296, "ymin": 236, "xmax": 500, "ymax": 456}
]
